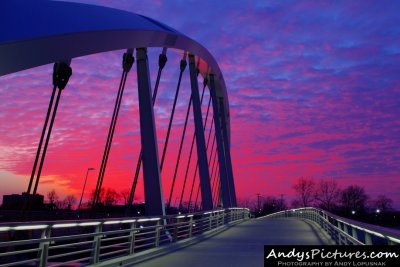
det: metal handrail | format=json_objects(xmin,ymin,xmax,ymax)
[
  {"xmin": 262, "ymin": 207, "xmax": 400, "ymax": 245},
  {"xmin": 0, "ymin": 208, "xmax": 249, "ymax": 267}
]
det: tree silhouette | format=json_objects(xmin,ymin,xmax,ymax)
[
  {"xmin": 341, "ymin": 185, "xmax": 368, "ymax": 213},
  {"xmin": 104, "ymin": 189, "xmax": 120, "ymax": 206},
  {"xmin": 315, "ymin": 179, "xmax": 341, "ymax": 211},
  {"xmin": 120, "ymin": 189, "xmax": 130, "ymax": 205},
  {"xmin": 373, "ymin": 195, "xmax": 393, "ymax": 212},
  {"xmin": 64, "ymin": 195, "xmax": 77, "ymax": 210},
  {"xmin": 47, "ymin": 189, "xmax": 59, "ymax": 205},
  {"xmin": 293, "ymin": 177, "xmax": 315, "ymax": 207}
]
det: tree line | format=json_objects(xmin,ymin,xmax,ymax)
[
  {"xmin": 46, "ymin": 188, "xmax": 136, "ymax": 209},
  {"xmin": 292, "ymin": 177, "xmax": 393, "ymax": 215}
]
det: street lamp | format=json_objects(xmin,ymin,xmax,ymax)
[{"xmin": 78, "ymin": 167, "xmax": 95, "ymax": 211}]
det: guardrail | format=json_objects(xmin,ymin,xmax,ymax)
[
  {"xmin": 263, "ymin": 207, "xmax": 400, "ymax": 245},
  {"xmin": 0, "ymin": 208, "xmax": 249, "ymax": 267}
]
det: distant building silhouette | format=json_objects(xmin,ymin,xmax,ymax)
[{"xmin": 2, "ymin": 193, "xmax": 44, "ymax": 210}]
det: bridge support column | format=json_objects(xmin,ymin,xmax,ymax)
[
  {"xmin": 209, "ymin": 74, "xmax": 231, "ymax": 208},
  {"xmin": 136, "ymin": 48, "xmax": 165, "ymax": 216},
  {"xmin": 188, "ymin": 54, "xmax": 213, "ymax": 211},
  {"xmin": 218, "ymin": 97, "xmax": 237, "ymax": 206}
]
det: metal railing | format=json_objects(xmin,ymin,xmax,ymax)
[
  {"xmin": 263, "ymin": 207, "xmax": 400, "ymax": 245},
  {"xmin": 0, "ymin": 208, "xmax": 250, "ymax": 267}
]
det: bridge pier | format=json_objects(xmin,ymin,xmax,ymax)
[
  {"xmin": 188, "ymin": 54, "xmax": 213, "ymax": 211},
  {"xmin": 218, "ymin": 97, "xmax": 237, "ymax": 206},
  {"xmin": 136, "ymin": 48, "xmax": 166, "ymax": 216},
  {"xmin": 209, "ymin": 74, "xmax": 232, "ymax": 208}
]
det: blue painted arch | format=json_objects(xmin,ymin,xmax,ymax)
[{"xmin": 0, "ymin": 0, "xmax": 231, "ymax": 138}]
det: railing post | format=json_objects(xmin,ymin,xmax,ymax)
[
  {"xmin": 222, "ymin": 210, "xmax": 226, "ymax": 225},
  {"xmin": 209, "ymin": 213, "xmax": 213, "ymax": 230},
  {"xmin": 323, "ymin": 214, "xmax": 328, "ymax": 232},
  {"xmin": 129, "ymin": 222, "xmax": 136, "ymax": 254},
  {"xmin": 155, "ymin": 220, "xmax": 161, "ymax": 247},
  {"xmin": 91, "ymin": 223, "xmax": 103, "ymax": 264},
  {"xmin": 364, "ymin": 231, "xmax": 373, "ymax": 245},
  {"xmin": 343, "ymin": 224, "xmax": 349, "ymax": 245},
  {"xmin": 351, "ymin": 227, "xmax": 358, "ymax": 243},
  {"xmin": 337, "ymin": 221, "xmax": 343, "ymax": 245},
  {"xmin": 38, "ymin": 226, "xmax": 51, "ymax": 267},
  {"xmin": 173, "ymin": 219, "xmax": 179, "ymax": 242},
  {"xmin": 188, "ymin": 216, "xmax": 194, "ymax": 237}
]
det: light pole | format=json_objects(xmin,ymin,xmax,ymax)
[{"xmin": 78, "ymin": 167, "xmax": 95, "ymax": 211}]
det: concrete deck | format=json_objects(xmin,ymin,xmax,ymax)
[{"xmin": 131, "ymin": 217, "xmax": 333, "ymax": 267}]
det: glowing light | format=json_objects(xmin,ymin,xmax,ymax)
[
  {"xmin": 52, "ymin": 223, "xmax": 78, "ymax": 228},
  {"xmin": 78, "ymin": 222, "xmax": 101, "ymax": 226},
  {"xmin": 14, "ymin": 225, "xmax": 48, "ymax": 230},
  {"xmin": 104, "ymin": 220, "xmax": 121, "ymax": 225},
  {"xmin": 121, "ymin": 219, "xmax": 136, "ymax": 223}
]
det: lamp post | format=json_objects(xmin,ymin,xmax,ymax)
[{"xmin": 78, "ymin": 167, "xmax": 95, "ymax": 211}]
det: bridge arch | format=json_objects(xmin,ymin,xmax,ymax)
[{"xmin": 0, "ymin": 0, "xmax": 237, "ymax": 215}]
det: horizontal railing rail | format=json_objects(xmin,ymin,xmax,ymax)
[
  {"xmin": 263, "ymin": 207, "xmax": 400, "ymax": 245},
  {"xmin": 0, "ymin": 208, "xmax": 249, "ymax": 267}
]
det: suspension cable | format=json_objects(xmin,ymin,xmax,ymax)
[
  {"xmin": 93, "ymin": 71, "xmax": 126, "ymax": 205},
  {"xmin": 210, "ymin": 144, "xmax": 219, "ymax": 202},
  {"xmin": 209, "ymin": 139, "xmax": 218, "ymax": 206},
  {"xmin": 128, "ymin": 48, "xmax": 167, "ymax": 206},
  {"xmin": 213, "ymin": 166, "xmax": 221, "ymax": 207},
  {"xmin": 194, "ymin": 181, "xmax": 201, "ymax": 212},
  {"xmin": 32, "ymin": 62, "xmax": 72, "ymax": 195},
  {"xmin": 166, "ymin": 95, "xmax": 192, "ymax": 209},
  {"xmin": 187, "ymin": 162, "xmax": 198, "ymax": 211},
  {"xmin": 159, "ymin": 53, "xmax": 187, "ymax": 171},
  {"xmin": 27, "ymin": 85, "xmax": 57, "ymax": 194},
  {"xmin": 178, "ymin": 123, "xmax": 195, "ymax": 210},
  {"xmin": 92, "ymin": 50, "xmax": 134, "ymax": 207},
  {"xmin": 178, "ymin": 78, "xmax": 208, "ymax": 211},
  {"xmin": 213, "ymin": 165, "xmax": 221, "ymax": 207}
]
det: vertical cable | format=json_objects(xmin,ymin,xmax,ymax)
[
  {"xmin": 93, "ymin": 51, "xmax": 134, "ymax": 206},
  {"xmin": 26, "ymin": 86, "xmax": 57, "ymax": 194},
  {"xmin": 167, "ymin": 95, "xmax": 192, "ymax": 209},
  {"xmin": 93, "ymin": 71, "xmax": 127, "ymax": 206},
  {"xmin": 31, "ymin": 62, "xmax": 72, "ymax": 195},
  {"xmin": 159, "ymin": 54, "xmax": 187, "ymax": 171},
  {"xmin": 32, "ymin": 88, "xmax": 63, "ymax": 195}
]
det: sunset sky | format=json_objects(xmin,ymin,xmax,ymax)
[{"xmin": 0, "ymin": 1, "xmax": 399, "ymax": 208}]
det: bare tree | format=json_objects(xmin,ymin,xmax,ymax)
[
  {"xmin": 120, "ymin": 189, "xmax": 130, "ymax": 205},
  {"xmin": 341, "ymin": 185, "xmax": 368, "ymax": 213},
  {"xmin": 293, "ymin": 177, "xmax": 315, "ymax": 207},
  {"xmin": 64, "ymin": 195, "xmax": 77, "ymax": 210},
  {"xmin": 262, "ymin": 196, "xmax": 287, "ymax": 213},
  {"xmin": 237, "ymin": 197, "xmax": 257, "ymax": 211},
  {"xmin": 315, "ymin": 179, "xmax": 341, "ymax": 211},
  {"xmin": 104, "ymin": 189, "xmax": 120, "ymax": 206},
  {"xmin": 291, "ymin": 199, "xmax": 302, "ymax": 208},
  {"xmin": 47, "ymin": 190, "xmax": 59, "ymax": 205},
  {"xmin": 374, "ymin": 195, "xmax": 393, "ymax": 212},
  {"xmin": 89, "ymin": 188, "xmax": 105, "ymax": 205}
]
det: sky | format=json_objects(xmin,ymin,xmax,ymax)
[{"xmin": 0, "ymin": 0, "xmax": 399, "ymax": 208}]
